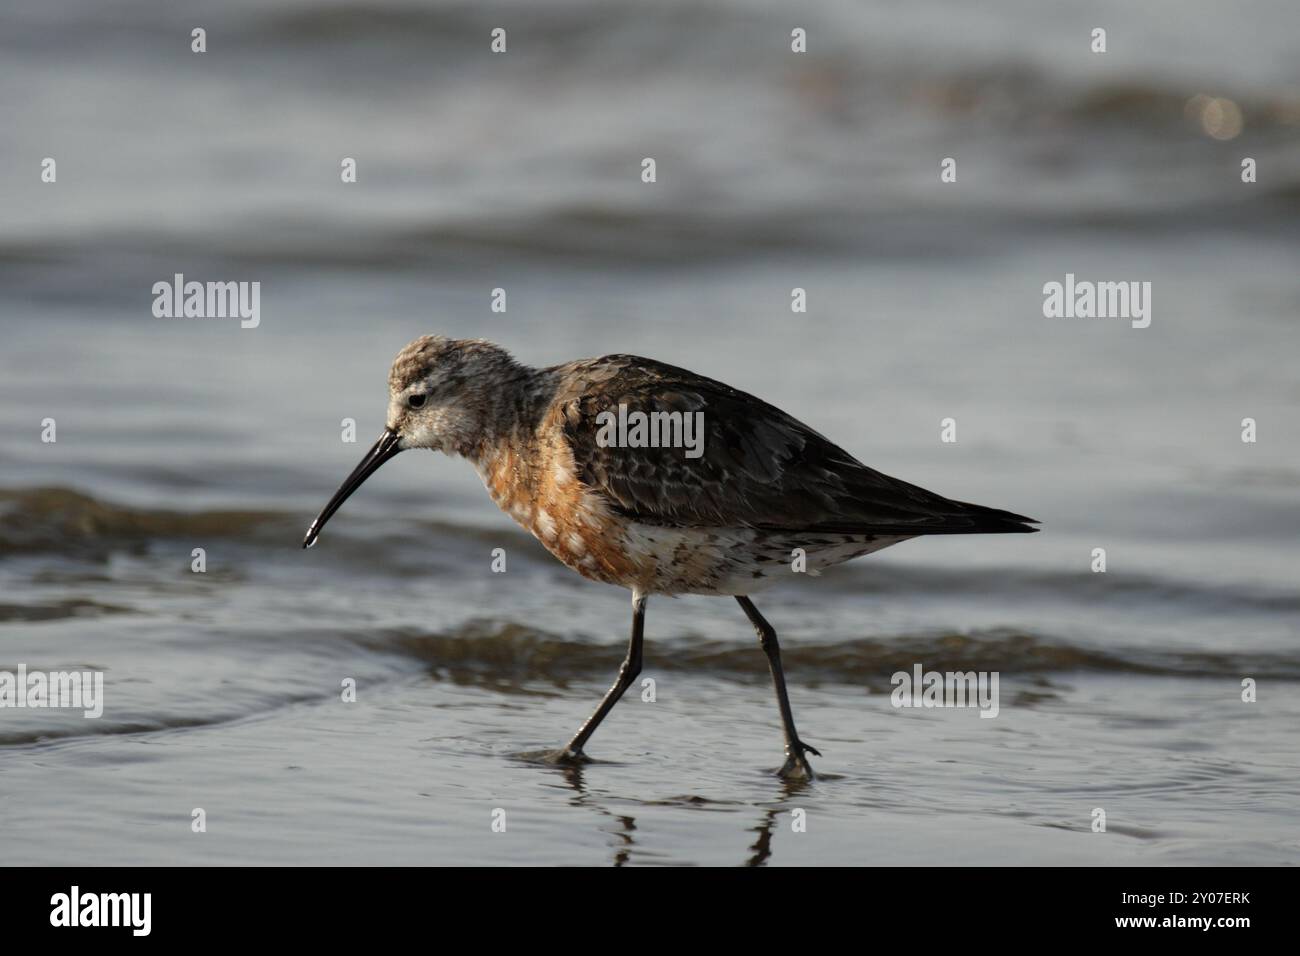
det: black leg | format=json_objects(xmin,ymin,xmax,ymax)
[
  {"xmin": 562, "ymin": 592, "xmax": 646, "ymax": 757},
  {"xmin": 736, "ymin": 596, "xmax": 820, "ymax": 779}
]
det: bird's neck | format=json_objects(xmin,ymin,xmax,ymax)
[{"xmin": 458, "ymin": 364, "xmax": 558, "ymax": 465}]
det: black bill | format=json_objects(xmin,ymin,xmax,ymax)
[{"xmin": 302, "ymin": 429, "xmax": 404, "ymax": 548}]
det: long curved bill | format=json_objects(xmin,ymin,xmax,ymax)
[{"xmin": 302, "ymin": 429, "xmax": 404, "ymax": 548}]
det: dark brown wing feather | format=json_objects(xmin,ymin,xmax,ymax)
[{"xmin": 553, "ymin": 355, "xmax": 1039, "ymax": 535}]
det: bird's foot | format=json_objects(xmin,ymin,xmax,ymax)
[
  {"xmin": 511, "ymin": 747, "xmax": 591, "ymax": 767},
  {"xmin": 777, "ymin": 740, "xmax": 821, "ymax": 780},
  {"xmin": 544, "ymin": 747, "xmax": 591, "ymax": 766}
]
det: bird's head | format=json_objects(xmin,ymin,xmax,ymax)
[{"xmin": 302, "ymin": 335, "xmax": 520, "ymax": 548}]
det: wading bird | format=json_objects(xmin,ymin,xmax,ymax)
[{"xmin": 303, "ymin": 337, "xmax": 1037, "ymax": 778}]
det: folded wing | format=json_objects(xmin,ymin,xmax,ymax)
[{"xmin": 554, "ymin": 355, "xmax": 1039, "ymax": 535}]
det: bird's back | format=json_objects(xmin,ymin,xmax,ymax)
[{"xmin": 547, "ymin": 353, "xmax": 1039, "ymax": 538}]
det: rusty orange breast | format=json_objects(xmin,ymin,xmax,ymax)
[{"xmin": 478, "ymin": 433, "xmax": 648, "ymax": 590}]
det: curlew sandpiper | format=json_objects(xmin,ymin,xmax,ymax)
[{"xmin": 303, "ymin": 336, "xmax": 1038, "ymax": 779}]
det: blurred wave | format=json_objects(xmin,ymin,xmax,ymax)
[
  {"xmin": 5, "ymin": 610, "xmax": 1296, "ymax": 749},
  {"xmin": 3, "ymin": 0, "xmax": 1298, "ymax": 282},
  {"xmin": 367, "ymin": 618, "xmax": 1300, "ymax": 683}
]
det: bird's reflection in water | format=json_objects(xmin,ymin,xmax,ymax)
[
  {"xmin": 545, "ymin": 760, "xmax": 638, "ymax": 867},
  {"xmin": 746, "ymin": 774, "xmax": 814, "ymax": 867},
  {"xmin": 746, "ymin": 808, "xmax": 778, "ymax": 866},
  {"xmin": 541, "ymin": 758, "xmax": 816, "ymax": 866}
]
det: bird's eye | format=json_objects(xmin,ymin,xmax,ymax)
[{"xmin": 407, "ymin": 393, "xmax": 426, "ymax": 409}]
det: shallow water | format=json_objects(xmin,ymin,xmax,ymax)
[{"xmin": 2, "ymin": 0, "xmax": 1299, "ymax": 865}]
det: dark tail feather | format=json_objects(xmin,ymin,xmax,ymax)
[
  {"xmin": 810, "ymin": 502, "xmax": 1039, "ymax": 537},
  {"xmin": 940, "ymin": 499, "xmax": 1040, "ymax": 534}
]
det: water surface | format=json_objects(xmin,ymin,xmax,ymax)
[{"xmin": 1, "ymin": 0, "xmax": 1298, "ymax": 865}]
